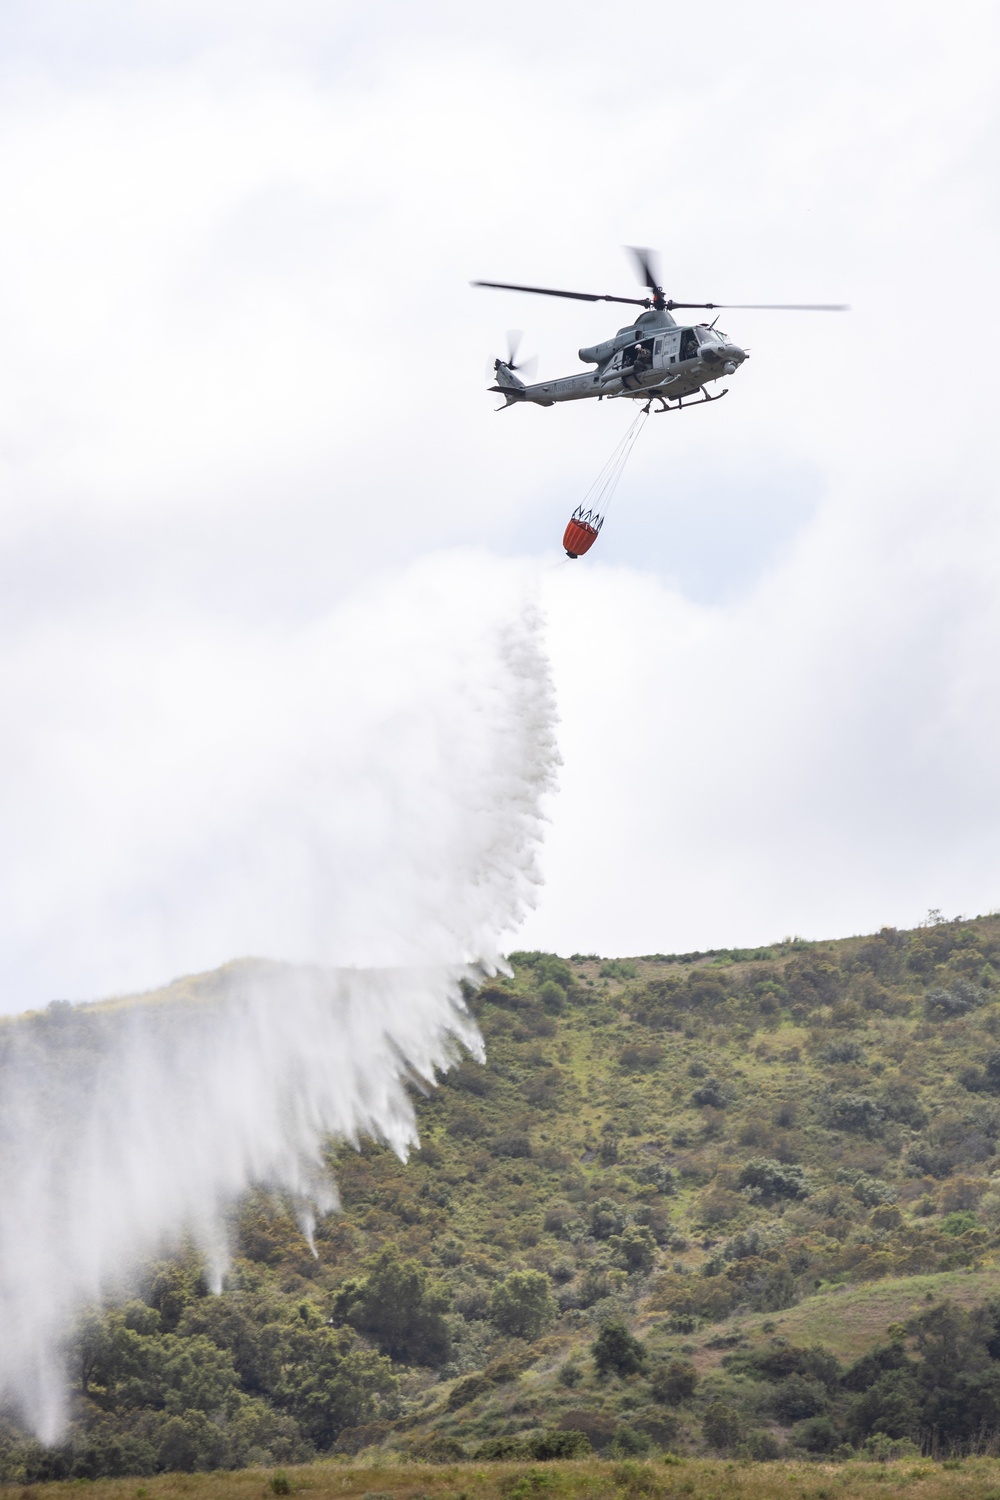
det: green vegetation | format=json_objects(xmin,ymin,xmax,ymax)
[{"xmin": 11, "ymin": 914, "xmax": 1000, "ymax": 1480}]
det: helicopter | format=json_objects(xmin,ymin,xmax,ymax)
[{"xmin": 473, "ymin": 247, "xmax": 847, "ymax": 414}]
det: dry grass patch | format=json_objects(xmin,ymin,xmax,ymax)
[{"xmin": 11, "ymin": 1458, "xmax": 1000, "ymax": 1500}]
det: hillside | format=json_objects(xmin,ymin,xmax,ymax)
[{"xmin": 7, "ymin": 914, "xmax": 1000, "ymax": 1478}]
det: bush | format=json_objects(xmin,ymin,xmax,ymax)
[
  {"xmin": 608, "ymin": 1426, "xmax": 650, "ymax": 1457},
  {"xmin": 407, "ymin": 1435, "xmax": 466, "ymax": 1462},
  {"xmin": 576, "ymin": 1266, "xmax": 613, "ymax": 1307},
  {"xmin": 925, "ymin": 981, "xmax": 984, "ymax": 1017},
  {"xmin": 447, "ymin": 1373, "xmax": 491, "ymax": 1410},
  {"xmin": 539, "ymin": 980, "xmax": 567, "ymax": 1013},
  {"xmin": 600, "ymin": 960, "xmax": 637, "ymax": 980},
  {"xmin": 939, "ymin": 1210, "xmax": 979, "ymax": 1236},
  {"xmin": 690, "ymin": 1078, "xmax": 731, "ymax": 1109},
  {"xmin": 829, "ymin": 1092, "xmax": 884, "ymax": 1135},
  {"xmin": 851, "ymin": 1174, "xmax": 897, "ymax": 1207},
  {"xmin": 557, "ymin": 1409, "xmax": 618, "ymax": 1451},
  {"xmin": 613, "ymin": 1226, "xmax": 657, "ymax": 1274},
  {"xmin": 620, "ymin": 1042, "xmax": 664, "ymax": 1071},
  {"xmin": 744, "ymin": 1429, "xmax": 782, "ymax": 1460},
  {"xmin": 494, "ymin": 1131, "xmax": 533, "ymax": 1158},
  {"xmin": 649, "ymin": 1359, "xmax": 697, "ymax": 1404},
  {"xmin": 820, "ymin": 1039, "xmax": 864, "ymax": 1064},
  {"xmin": 738, "ymin": 1158, "xmax": 809, "ymax": 1202},
  {"xmin": 791, "ymin": 1416, "xmax": 839, "ymax": 1453},
  {"xmin": 488, "ymin": 1270, "xmax": 556, "ymax": 1340},
  {"xmin": 590, "ymin": 1198, "xmax": 627, "ymax": 1240},
  {"xmin": 525, "ymin": 1429, "xmax": 592, "ymax": 1460},
  {"xmin": 770, "ymin": 1374, "xmax": 829, "ymax": 1422},
  {"xmin": 702, "ymin": 1401, "xmax": 742, "ymax": 1452},
  {"xmin": 592, "ymin": 1321, "xmax": 647, "ymax": 1378}
]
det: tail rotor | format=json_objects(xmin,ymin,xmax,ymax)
[{"xmin": 501, "ymin": 329, "xmax": 537, "ymax": 378}]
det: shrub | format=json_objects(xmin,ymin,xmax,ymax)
[
  {"xmin": 475, "ymin": 1437, "xmax": 526, "ymax": 1460},
  {"xmin": 770, "ymin": 1374, "xmax": 829, "ymax": 1422},
  {"xmin": 744, "ymin": 1430, "xmax": 782, "ymax": 1460},
  {"xmin": 738, "ymin": 1158, "xmax": 809, "ymax": 1202},
  {"xmin": 940, "ymin": 1175, "xmax": 988, "ymax": 1212},
  {"xmin": 608, "ymin": 1426, "xmax": 650, "ymax": 1457},
  {"xmin": 592, "ymin": 1320, "xmax": 647, "ymax": 1378},
  {"xmin": 829, "ymin": 1092, "xmax": 884, "ymax": 1135},
  {"xmin": 649, "ymin": 1359, "xmax": 697, "ymax": 1404},
  {"xmin": 690, "ymin": 1078, "xmax": 731, "ymax": 1109},
  {"xmin": 539, "ymin": 980, "xmax": 567, "ymax": 1013},
  {"xmin": 939, "ymin": 1210, "xmax": 979, "ymax": 1236},
  {"xmin": 620, "ymin": 1042, "xmax": 663, "ymax": 1071},
  {"xmin": 985, "ymin": 1050, "xmax": 1000, "ymax": 1092},
  {"xmin": 557, "ymin": 1409, "xmax": 618, "ymax": 1451},
  {"xmin": 821, "ymin": 1038, "xmax": 864, "ymax": 1064},
  {"xmin": 702, "ymin": 1401, "xmax": 742, "ymax": 1452},
  {"xmin": 494, "ymin": 1131, "xmax": 533, "ymax": 1158},
  {"xmin": 590, "ymin": 1198, "xmax": 626, "ymax": 1240},
  {"xmin": 613, "ymin": 1226, "xmax": 657, "ymax": 1274},
  {"xmin": 791, "ymin": 1416, "xmax": 839, "ymax": 1453},
  {"xmin": 600, "ymin": 960, "xmax": 637, "ymax": 980},
  {"xmin": 925, "ymin": 981, "xmax": 984, "ymax": 1017},
  {"xmin": 851, "ymin": 1174, "xmax": 897, "ymax": 1207},
  {"xmin": 543, "ymin": 1202, "xmax": 575, "ymax": 1236},
  {"xmin": 880, "ymin": 1079, "xmax": 927, "ymax": 1127},
  {"xmin": 525, "ymin": 1429, "xmax": 592, "ymax": 1460},
  {"xmin": 447, "ymin": 1373, "xmax": 491, "ymax": 1410},
  {"xmin": 407, "ymin": 1435, "xmax": 466, "ymax": 1462},
  {"xmin": 577, "ymin": 1266, "xmax": 613, "ymax": 1307},
  {"xmin": 488, "ymin": 1270, "xmax": 556, "ymax": 1340}
]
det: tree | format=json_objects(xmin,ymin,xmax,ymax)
[
  {"xmin": 489, "ymin": 1271, "xmax": 556, "ymax": 1340},
  {"xmin": 274, "ymin": 1327, "xmax": 396, "ymax": 1449},
  {"xmin": 332, "ymin": 1248, "xmax": 451, "ymax": 1365},
  {"xmin": 592, "ymin": 1320, "xmax": 646, "ymax": 1378}
]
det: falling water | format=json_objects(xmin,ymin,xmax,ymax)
[{"xmin": 0, "ymin": 553, "xmax": 559, "ymax": 1440}]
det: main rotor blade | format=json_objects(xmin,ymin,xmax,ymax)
[
  {"xmin": 627, "ymin": 245, "xmax": 662, "ymax": 294},
  {"xmin": 666, "ymin": 301, "xmax": 850, "ymax": 312},
  {"xmin": 472, "ymin": 279, "xmax": 648, "ymax": 307}
]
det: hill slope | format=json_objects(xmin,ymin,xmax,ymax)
[{"xmin": 7, "ymin": 915, "xmax": 1000, "ymax": 1477}]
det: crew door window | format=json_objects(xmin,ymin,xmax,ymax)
[{"xmin": 679, "ymin": 329, "xmax": 699, "ymax": 361}]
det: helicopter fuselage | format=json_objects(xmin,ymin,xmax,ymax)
[{"xmin": 491, "ymin": 307, "xmax": 747, "ymax": 410}]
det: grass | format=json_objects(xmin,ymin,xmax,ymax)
[
  {"xmin": 10, "ymin": 1457, "xmax": 1000, "ymax": 1500},
  {"xmin": 678, "ymin": 1269, "xmax": 1000, "ymax": 1370}
]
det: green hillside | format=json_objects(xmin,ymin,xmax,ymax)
[{"xmin": 8, "ymin": 914, "xmax": 1000, "ymax": 1479}]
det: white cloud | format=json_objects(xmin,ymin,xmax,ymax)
[{"xmin": 0, "ymin": 0, "xmax": 995, "ymax": 990}]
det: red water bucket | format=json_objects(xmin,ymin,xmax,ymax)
[{"xmin": 563, "ymin": 507, "xmax": 603, "ymax": 558}]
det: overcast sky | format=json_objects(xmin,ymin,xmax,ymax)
[{"xmin": 0, "ymin": 0, "xmax": 998, "ymax": 1003}]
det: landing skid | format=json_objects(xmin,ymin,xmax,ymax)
[{"xmin": 642, "ymin": 387, "xmax": 729, "ymax": 415}]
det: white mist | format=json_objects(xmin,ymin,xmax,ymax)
[{"xmin": 0, "ymin": 553, "xmax": 558, "ymax": 1441}]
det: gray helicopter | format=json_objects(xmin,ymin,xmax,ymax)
[{"xmin": 473, "ymin": 248, "xmax": 847, "ymax": 413}]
